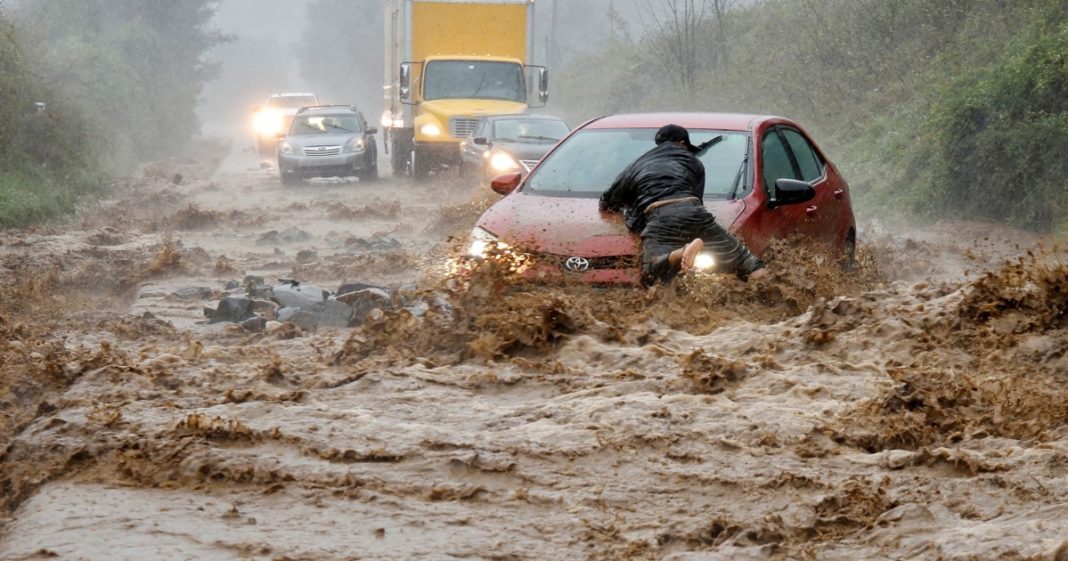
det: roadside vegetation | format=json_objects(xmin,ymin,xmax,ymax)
[
  {"xmin": 0, "ymin": 1, "xmax": 224, "ymax": 228},
  {"xmin": 554, "ymin": 0, "xmax": 1068, "ymax": 232}
]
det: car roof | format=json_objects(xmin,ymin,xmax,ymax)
[
  {"xmin": 586, "ymin": 112, "xmax": 781, "ymax": 132},
  {"xmin": 297, "ymin": 105, "xmax": 358, "ymax": 115},
  {"xmin": 270, "ymin": 92, "xmax": 316, "ymax": 98}
]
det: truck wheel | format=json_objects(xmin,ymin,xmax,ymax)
[{"xmin": 412, "ymin": 148, "xmax": 430, "ymax": 180}]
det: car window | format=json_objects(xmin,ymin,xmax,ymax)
[
  {"xmin": 761, "ymin": 130, "xmax": 798, "ymax": 193},
  {"xmin": 526, "ymin": 128, "xmax": 748, "ymax": 198},
  {"xmin": 289, "ymin": 114, "xmax": 360, "ymax": 135},
  {"xmin": 781, "ymin": 128, "xmax": 823, "ymax": 182}
]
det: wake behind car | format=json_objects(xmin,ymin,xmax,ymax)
[
  {"xmin": 469, "ymin": 112, "xmax": 856, "ymax": 284},
  {"xmin": 459, "ymin": 114, "xmax": 570, "ymax": 182},
  {"xmin": 252, "ymin": 92, "xmax": 319, "ymax": 155},
  {"xmin": 277, "ymin": 105, "xmax": 378, "ymax": 185}
]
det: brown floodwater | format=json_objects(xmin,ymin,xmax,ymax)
[{"xmin": 1, "ymin": 141, "xmax": 1066, "ymax": 560}]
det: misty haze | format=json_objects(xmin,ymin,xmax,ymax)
[{"xmin": 2, "ymin": 1, "xmax": 1068, "ymax": 559}]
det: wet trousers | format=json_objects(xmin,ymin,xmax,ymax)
[{"xmin": 639, "ymin": 202, "xmax": 764, "ymax": 287}]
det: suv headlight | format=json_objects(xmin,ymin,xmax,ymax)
[
  {"xmin": 489, "ymin": 151, "xmax": 519, "ymax": 172},
  {"xmin": 467, "ymin": 226, "xmax": 507, "ymax": 258},
  {"xmin": 344, "ymin": 137, "xmax": 365, "ymax": 153},
  {"xmin": 280, "ymin": 141, "xmax": 296, "ymax": 155}
]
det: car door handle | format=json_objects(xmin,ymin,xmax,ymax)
[
  {"xmin": 806, "ymin": 205, "xmax": 818, "ymax": 216},
  {"xmin": 833, "ymin": 189, "xmax": 845, "ymax": 200}
]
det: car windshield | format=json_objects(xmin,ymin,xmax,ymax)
[
  {"xmin": 267, "ymin": 96, "xmax": 317, "ymax": 109},
  {"xmin": 493, "ymin": 119, "xmax": 570, "ymax": 143},
  {"xmin": 289, "ymin": 114, "xmax": 360, "ymax": 135},
  {"xmin": 525, "ymin": 128, "xmax": 750, "ymax": 198},
  {"xmin": 423, "ymin": 60, "xmax": 526, "ymax": 103}
]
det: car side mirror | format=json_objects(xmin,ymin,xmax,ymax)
[
  {"xmin": 366, "ymin": 127, "xmax": 378, "ymax": 135},
  {"xmin": 473, "ymin": 137, "xmax": 489, "ymax": 146},
  {"xmin": 490, "ymin": 172, "xmax": 521, "ymax": 195},
  {"xmin": 770, "ymin": 178, "xmax": 815, "ymax": 208}
]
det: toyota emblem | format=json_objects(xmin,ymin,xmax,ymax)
[{"xmin": 564, "ymin": 256, "xmax": 590, "ymax": 272}]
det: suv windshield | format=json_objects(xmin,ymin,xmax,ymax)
[
  {"xmin": 493, "ymin": 119, "xmax": 569, "ymax": 143},
  {"xmin": 525, "ymin": 128, "xmax": 749, "ymax": 198},
  {"xmin": 268, "ymin": 96, "xmax": 317, "ymax": 109},
  {"xmin": 423, "ymin": 61, "xmax": 525, "ymax": 103},
  {"xmin": 289, "ymin": 114, "xmax": 360, "ymax": 135}
]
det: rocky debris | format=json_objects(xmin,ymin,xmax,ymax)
[
  {"xmin": 249, "ymin": 299, "xmax": 279, "ymax": 321},
  {"xmin": 344, "ymin": 235, "xmax": 402, "ymax": 252},
  {"xmin": 295, "ymin": 249, "xmax": 318, "ymax": 263},
  {"xmin": 85, "ymin": 227, "xmax": 129, "ymax": 246},
  {"xmin": 336, "ymin": 287, "xmax": 391, "ymax": 322},
  {"xmin": 173, "ymin": 286, "xmax": 213, "ymax": 300},
  {"xmin": 209, "ymin": 297, "xmax": 254, "ymax": 324},
  {"xmin": 243, "ymin": 276, "xmax": 271, "ymax": 300},
  {"xmin": 239, "ymin": 315, "xmax": 267, "ymax": 332},
  {"xmin": 257, "ymin": 228, "xmax": 313, "ymax": 246},
  {"xmin": 272, "ymin": 282, "xmax": 329, "ymax": 309}
]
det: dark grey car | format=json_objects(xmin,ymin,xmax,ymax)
[
  {"xmin": 459, "ymin": 114, "xmax": 570, "ymax": 183},
  {"xmin": 277, "ymin": 105, "xmax": 378, "ymax": 185}
]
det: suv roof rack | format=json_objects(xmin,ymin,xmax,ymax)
[{"xmin": 296, "ymin": 104, "xmax": 359, "ymax": 114}]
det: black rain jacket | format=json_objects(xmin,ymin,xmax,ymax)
[{"xmin": 599, "ymin": 142, "xmax": 705, "ymax": 233}]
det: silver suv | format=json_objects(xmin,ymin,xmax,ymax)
[{"xmin": 277, "ymin": 105, "xmax": 379, "ymax": 185}]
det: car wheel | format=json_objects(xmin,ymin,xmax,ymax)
[
  {"xmin": 841, "ymin": 229, "xmax": 857, "ymax": 272},
  {"xmin": 359, "ymin": 161, "xmax": 378, "ymax": 182}
]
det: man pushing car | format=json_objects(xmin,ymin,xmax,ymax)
[{"xmin": 599, "ymin": 124, "xmax": 769, "ymax": 287}]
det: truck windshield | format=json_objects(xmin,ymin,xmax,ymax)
[
  {"xmin": 525, "ymin": 128, "xmax": 750, "ymax": 198},
  {"xmin": 423, "ymin": 61, "xmax": 526, "ymax": 103}
]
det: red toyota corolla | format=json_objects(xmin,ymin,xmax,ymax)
[{"xmin": 468, "ymin": 112, "xmax": 856, "ymax": 284}]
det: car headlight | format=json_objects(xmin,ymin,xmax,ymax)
[
  {"xmin": 344, "ymin": 137, "xmax": 365, "ymax": 153},
  {"xmin": 380, "ymin": 112, "xmax": 393, "ymax": 128},
  {"xmin": 694, "ymin": 251, "xmax": 716, "ymax": 271},
  {"xmin": 280, "ymin": 141, "xmax": 296, "ymax": 155},
  {"xmin": 467, "ymin": 226, "xmax": 507, "ymax": 258},
  {"xmin": 254, "ymin": 111, "xmax": 283, "ymax": 136},
  {"xmin": 489, "ymin": 151, "xmax": 519, "ymax": 172},
  {"xmin": 420, "ymin": 123, "xmax": 442, "ymax": 137}
]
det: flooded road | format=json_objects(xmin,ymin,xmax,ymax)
[{"xmin": 1, "ymin": 139, "xmax": 1066, "ymax": 560}]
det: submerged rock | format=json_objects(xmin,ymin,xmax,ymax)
[
  {"xmin": 272, "ymin": 282, "xmax": 329, "ymax": 309},
  {"xmin": 174, "ymin": 286, "xmax": 213, "ymax": 300},
  {"xmin": 209, "ymin": 296, "xmax": 254, "ymax": 324},
  {"xmin": 239, "ymin": 315, "xmax": 267, "ymax": 332}
]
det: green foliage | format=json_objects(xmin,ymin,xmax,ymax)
[
  {"xmin": 553, "ymin": 0, "xmax": 1068, "ymax": 231},
  {"xmin": 0, "ymin": 12, "xmax": 103, "ymax": 228},
  {"xmin": 12, "ymin": 0, "xmax": 226, "ymax": 167},
  {"xmin": 921, "ymin": 21, "xmax": 1068, "ymax": 229}
]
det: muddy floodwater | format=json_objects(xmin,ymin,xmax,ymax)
[{"xmin": 1, "ymin": 139, "xmax": 1067, "ymax": 561}]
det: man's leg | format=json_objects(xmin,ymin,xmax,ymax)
[{"xmin": 692, "ymin": 211, "xmax": 765, "ymax": 280}]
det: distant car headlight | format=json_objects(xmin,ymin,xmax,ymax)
[
  {"xmin": 254, "ymin": 110, "xmax": 283, "ymax": 136},
  {"xmin": 419, "ymin": 123, "xmax": 442, "ymax": 137},
  {"xmin": 280, "ymin": 141, "xmax": 296, "ymax": 155},
  {"xmin": 380, "ymin": 111, "xmax": 393, "ymax": 128},
  {"xmin": 489, "ymin": 151, "xmax": 519, "ymax": 172},
  {"xmin": 467, "ymin": 226, "xmax": 507, "ymax": 258},
  {"xmin": 344, "ymin": 137, "xmax": 365, "ymax": 153},
  {"xmin": 694, "ymin": 251, "xmax": 716, "ymax": 271}
]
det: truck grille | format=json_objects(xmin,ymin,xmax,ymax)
[
  {"xmin": 303, "ymin": 145, "xmax": 342, "ymax": 157},
  {"xmin": 449, "ymin": 117, "xmax": 479, "ymax": 139}
]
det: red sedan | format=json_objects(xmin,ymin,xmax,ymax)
[{"xmin": 468, "ymin": 113, "xmax": 856, "ymax": 284}]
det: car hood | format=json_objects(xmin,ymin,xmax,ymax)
[
  {"xmin": 286, "ymin": 134, "xmax": 354, "ymax": 147},
  {"xmin": 476, "ymin": 191, "xmax": 747, "ymax": 257},
  {"xmin": 492, "ymin": 140, "xmax": 557, "ymax": 161}
]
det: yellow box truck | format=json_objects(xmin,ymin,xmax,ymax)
[{"xmin": 382, "ymin": 0, "xmax": 548, "ymax": 178}]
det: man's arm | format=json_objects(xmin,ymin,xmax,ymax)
[{"xmin": 600, "ymin": 164, "xmax": 635, "ymax": 212}]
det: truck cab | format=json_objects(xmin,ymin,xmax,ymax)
[{"xmin": 382, "ymin": 0, "xmax": 548, "ymax": 179}]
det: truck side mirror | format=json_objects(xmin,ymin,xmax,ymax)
[
  {"xmin": 538, "ymin": 68, "xmax": 549, "ymax": 103},
  {"xmin": 399, "ymin": 63, "xmax": 412, "ymax": 103},
  {"xmin": 473, "ymin": 137, "xmax": 489, "ymax": 146}
]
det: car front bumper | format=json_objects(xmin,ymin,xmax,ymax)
[{"xmin": 278, "ymin": 152, "xmax": 369, "ymax": 178}]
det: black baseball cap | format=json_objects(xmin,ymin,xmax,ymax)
[{"xmin": 655, "ymin": 124, "xmax": 696, "ymax": 151}]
